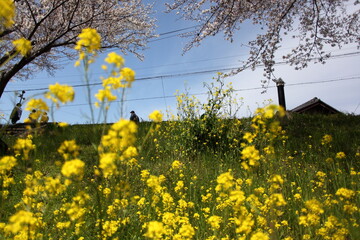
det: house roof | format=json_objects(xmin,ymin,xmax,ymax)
[{"xmin": 291, "ymin": 97, "xmax": 340, "ymax": 114}]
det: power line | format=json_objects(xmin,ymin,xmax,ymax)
[
  {"xmin": 4, "ymin": 51, "xmax": 360, "ymax": 94},
  {"xmin": 1, "ymin": 75, "xmax": 359, "ymax": 112},
  {"xmin": 6, "ymin": 46, "xmax": 359, "ymax": 86},
  {"xmin": 158, "ymin": 25, "xmax": 199, "ymax": 36},
  {"xmin": 26, "ymin": 76, "xmax": 360, "ymax": 109},
  {"xmin": 149, "ymin": 25, "xmax": 199, "ymax": 42},
  {"xmin": 354, "ymin": 102, "xmax": 360, "ymax": 113}
]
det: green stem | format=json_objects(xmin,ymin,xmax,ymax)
[
  {"xmin": 120, "ymin": 88, "xmax": 126, "ymax": 118},
  {"xmin": 83, "ymin": 57, "xmax": 95, "ymax": 124}
]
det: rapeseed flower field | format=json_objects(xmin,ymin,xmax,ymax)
[{"xmin": 1, "ymin": 5, "xmax": 359, "ymax": 239}]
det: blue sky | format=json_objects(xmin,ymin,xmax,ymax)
[{"xmin": 1, "ymin": 2, "xmax": 360, "ymax": 124}]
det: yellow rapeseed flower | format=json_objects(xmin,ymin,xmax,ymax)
[
  {"xmin": 103, "ymin": 188, "xmax": 111, "ymax": 196},
  {"xmin": 336, "ymin": 152, "xmax": 346, "ymax": 159},
  {"xmin": 207, "ymin": 215, "xmax": 222, "ymax": 230},
  {"xmin": 99, "ymin": 153, "xmax": 117, "ymax": 178},
  {"xmin": 171, "ymin": 160, "xmax": 183, "ymax": 170},
  {"xmin": 336, "ymin": 188, "xmax": 355, "ymax": 199},
  {"xmin": 58, "ymin": 140, "xmax": 80, "ymax": 160},
  {"xmin": 13, "ymin": 138, "xmax": 35, "ymax": 160},
  {"xmin": 241, "ymin": 145, "xmax": 260, "ymax": 161},
  {"xmin": 243, "ymin": 132, "xmax": 256, "ymax": 143},
  {"xmin": 74, "ymin": 28, "xmax": 101, "ymax": 66},
  {"xmin": 0, "ymin": 0, "xmax": 15, "ymax": 28},
  {"xmin": 74, "ymin": 28, "xmax": 101, "ymax": 56},
  {"xmin": 299, "ymin": 199, "xmax": 324, "ymax": 226},
  {"xmin": 102, "ymin": 220, "xmax": 120, "ymax": 238},
  {"xmin": 270, "ymin": 174, "xmax": 284, "ymax": 185},
  {"xmin": 61, "ymin": 159, "xmax": 85, "ymax": 180},
  {"xmin": 144, "ymin": 221, "xmax": 166, "ymax": 240},
  {"xmin": 250, "ymin": 231, "xmax": 270, "ymax": 240},
  {"xmin": 321, "ymin": 134, "xmax": 333, "ymax": 145},
  {"xmin": 177, "ymin": 223, "xmax": 195, "ymax": 239},
  {"xmin": 4, "ymin": 210, "xmax": 37, "ymax": 234},
  {"xmin": 44, "ymin": 177, "xmax": 66, "ymax": 196},
  {"xmin": 141, "ymin": 169, "xmax": 150, "ymax": 181},
  {"xmin": 100, "ymin": 119, "xmax": 137, "ymax": 152},
  {"xmin": 241, "ymin": 145, "xmax": 261, "ymax": 170},
  {"xmin": 293, "ymin": 193, "xmax": 302, "ymax": 200},
  {"xmin": 161, "ymin": 193, "xmax": 175, "ymax": 210},
  {"xmin": 147, "ymin": 175, "xmax": 165, "ymax": 193},
  {"xmin": 26, "ymin": 98, "xmax": 49, "ymax": 112},
  {"xmin": 305, "ymin": 199, "xmax": 324, "ymax": 214},
  {"xmin": 105, "ymin": 52, "xmax": 125, "ymax": 68},
  {"xmin": 229, "ymin": 190, "xmax": 246, "ymax": 207},
  {"xmin": 95, "ymin": 86, "xmax": 117, "ymax": 103},
  {"xmin": 58, "ymin": 122, "xmax": 69, "ymax": 127},
  {"xmin": 46, "ymin": 83, "xmax": 75, "ymax": 106},
  {"xmin": 0, "ymin": 156, "xmax": 17, "ymax": 174},
  {"xmin": 12, "ymin": 38, "xmax": 32, "ymax": 56},
  {"xmin": 215, "ymin": 171, "xmax": 234, "ymax": 192},
  {"xmin": 269, "ymin": 193, "xmax": 287, "ymax": 207},
  {"xmin": 121, "ymin": 67, "xmax": 135, "ymax": 85},
  {"xmin": 174, "ymin": 180, "xmax": 184, "ymax": 192},
  {"xmin": 299, "ymin": 213, "xmax": 321, "ymax": 227},
  {"xmin": 149, "ymin": 110, "xmax": 163, "ymax": 122},
  {"xmin": 56, "ymin": 221, "xmax": 71, "ymax": 230},
  {"xmin": 231, "ymin": 213, "xmax": 254, "ymax": 234}
]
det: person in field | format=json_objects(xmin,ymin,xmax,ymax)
[
  {"xmin": 24, "ymin": 109, "xmax": 37, "ymax": 124},
  {"xmin": 10, "ymin": 103, "xmax": 22, "ymax": 124},
  {"xmin": 40, "ymin": 112, "xmax": 49, "ymax": 124},
  {"xmin": 130, "ymin": 110, "xmax": 140, "ymax": 123}
]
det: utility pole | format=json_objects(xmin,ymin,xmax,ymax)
[
  {"xmin": 274, "ymin": 79, "xmax": 286, "ymax": 110},
  {"xmin": 17, "ymin": 90, "xmax": 25, "ymax": 104}
]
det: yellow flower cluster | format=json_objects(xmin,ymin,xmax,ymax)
[
  {"xmin": 25, "ymin": 98, "xmax": 49, "ymax": 112},
  {"xmin": 99, "ymin": 152, "xmax": 118, "ymax": 178},
  {"xmin": 149, "ymin": 110, "xmax": 163, "ymax": 122},
  {"xmin": 13, "ymin": 137, "xmax": 36, "ymax": 160},
  {"xmin": 241, "ymin": 145, "xmax": 261, "ymax": 169},
  {"xmin": 104, "ymin": 52, "xmax": 125, "ymax": 68},
  {"xmin": 336, "ymin": 151, "xmax": 346, "ymax": 159},
  {"xmin": 99, "ymin": 119, "xmax": 137, "ymax": 153},
  {"xmin": 240, "ymin": 104, "xmax": 285, "ymax": 171},
  {"xmin": 46, "ymin": 83, "xmax": 75, "ymax": 107},
  {"xmin": 95, "ymin": 86, "xmax": 117, "ymax": 104},
  {"xmin": 74, "ymin": 28, "xmax": 101, "ymax": 65},
  {"xmin": 58, "ymin": 140, "xmax": 80, "ymax": 160},
  {"xmin": 95, "ymin": 52, "xmax": 136, "ymax": 107},
  {"xmin": 321, "ymin": 134, "xmax": 333, "ymax": 145},
  {"xmin": 336, "ymin": 188, "xmax": 355, "ymax": 199},
  {"xmin": 0, "ymin": 156, "xmax": 17, "ymax": 174},
  {"xmin": 140, "ymin": 169, "xmax": 196, "ymax": 240},
  {"xmin": 0, "ymin": 0, "xmax": 15, "ymax": 28},
  {"xmin": 299, "ymin": 199, "xmax": 324, "ymax": 226},
  {"xmin": 61, "ymin": 159, "xmax": 85, "ymax": 180},
  {"xmin": 12, "ymin": 38, "xmax": 32, "ymax": 56},
  {"xmin": 4, "ymin": 210, "xmax": 38, "ymax": 235},
  {"xmin": 144, "ymin": 221, "xmax": 167, "ymax": 239}
]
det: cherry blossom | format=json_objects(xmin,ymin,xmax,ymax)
[
  {"xmin": 0, "ymin": 0, "xmax": 156, "ymax": 98},
  {"xmin": 167, "ymin": 0, "xmax": 360, "ymax": 86}
]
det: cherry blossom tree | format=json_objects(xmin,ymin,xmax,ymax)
[
  {"xmin": 167, "ymin": 0, "xmax": 360, "ymax": 85},
  {"xmin": 0, "ymin": 0, "xmax": 156, "ymax": 98}
]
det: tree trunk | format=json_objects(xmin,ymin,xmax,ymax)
[
  {"xmin": 0, "ymin": 73, "xmax": 11, "ymax": 99},
  {"xmin": 0, "ymin": 53, "xmax": 41, "ymax": 99}
]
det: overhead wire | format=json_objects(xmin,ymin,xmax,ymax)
[
  {"xmin": 5, "ymin": 45, "xmax": 359, "ymax": 88},
  {"xmin": 3, "ymin": 75, "xmax": 356, "ymax": 111},
  {"xmin": 4, "ymin": 51, "xmax": 360, "ymax": 93}
]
